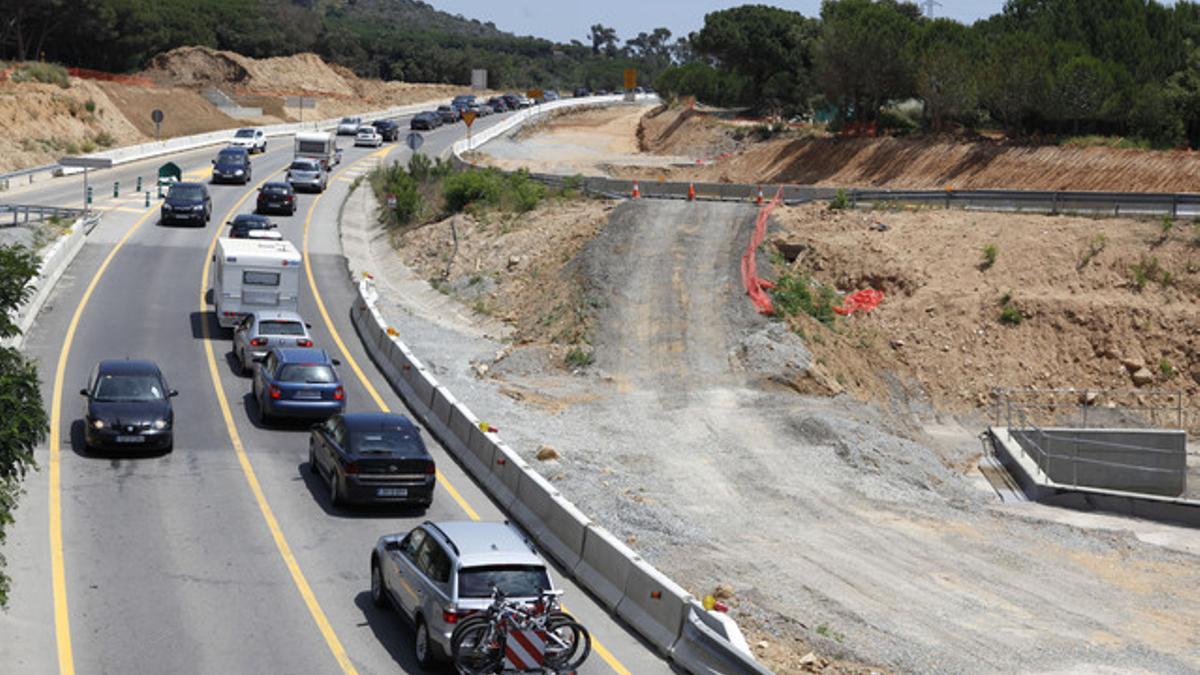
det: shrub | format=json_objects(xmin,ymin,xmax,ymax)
[
  {"xmin": 1130, "ymin": 256, "xmax": 1169, "ymax": 291},
  {"xmin": 443, "ymin": 167, "xmax": 546, "ymax": 214},
  {"xmin": 92, "ymin": 131, "xmax": 115, "ymax": 148},
  {"xmin": 980, "ymin": 243, "xmax": 998, "ymax": 270},
  {"xmin": 1160, "ymin": 215, "xmax": 1175, "ymax": 242},
  {"xmin": 80, "ymin": 139, "xmax": 96, "ymax": 154},
  {"xmin": 770, "ymin": 271, "xmax": 838, "ymax": 325},
  {"xmin": 84, "ymin": 99, "xmax": 96, "ymax": 113},
  {"xmin": 828, "ymin": 188, "xmax": 849, "ymax": 210},
  {"xmin": 1078, "ymin": 234, "xmax": 1106, "ymax": 269},
  {"xmin": 11, "ymin": 62, "xmax": 70, "ymax": 88},
  {"xmin": 999, "ymin": 305, "xmax": 1022, "ymax": 325},
  {"xmin": 1159, "ymin": 358, "xmax": 1175, "ymax": 379},
  {"xmin": 565, "ymin": 346, "xmax": 594, "ymax": 368}
]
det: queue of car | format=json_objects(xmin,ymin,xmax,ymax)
[{"xmin": 87, "ymin": 100, "xmax": 575, "ymax": 668}]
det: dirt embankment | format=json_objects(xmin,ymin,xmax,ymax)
[
  {"xmin": 767, "ymin": 203, "xmax": 1200, "ymax": 425},
  {"xmin": 623, "ymin": 104, "xmax": 1200, "ymax": 191}
]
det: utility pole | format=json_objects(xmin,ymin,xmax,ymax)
[{"xmin": 922, "ymin": 0, "xmax": 943, "ymax": 18}]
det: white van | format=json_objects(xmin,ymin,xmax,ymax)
[
  {"xmin": 294, "ymin": 131, "xmax": 342, "ymax": 171},
  {"xmin": 213, "ymin": 237, "xmax": 302, "ymax": 328}
]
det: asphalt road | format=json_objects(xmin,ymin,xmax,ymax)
[{"xmin": 0, "ymin": 107, "xmax": 670, "ymax": 674}]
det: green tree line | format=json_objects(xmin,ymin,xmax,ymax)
[{"xmin": 657, "ymin": 0, "xmax": 1200, "ymax": 148}]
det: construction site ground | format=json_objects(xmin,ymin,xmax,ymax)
[
  {"xmin": 352, "ymin": 152, "xmax": 1200, "ymax": 674},
  {"xmin": 0, "ymin": 46, "xmax": 467, "ymax": 173}
]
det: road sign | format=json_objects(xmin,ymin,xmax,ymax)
[
  {"xmin": 471, "ymin": 69, "xmax": 488, "ymax": 90},
  {"xmin": 624, "ymin": 68, "xmax": 637, "ymax": 90},
  {"xmin": 527, "ymin": 89, "xmax": 544, "ymax": 103},
  {"xmin": 59, "ymin": 156, "xmax": 114, "ymax": 169},
  {"xmin": 405, "ymin": 132, "xmax": 424, "ymax": 151},
  {"xmin": 151, "ymin": 109, "xmax": 164, "ymax": 124},
  {"xmin": 286, "ymin": 96, "xmax": 317, "ymax": 122},
  {"xmin": 386, "ymin": 193, "xmax": 397, "ymax": 210},
  {"xmin": 461, "ymin": 111, "xmax": 477, "ymax": 127}
]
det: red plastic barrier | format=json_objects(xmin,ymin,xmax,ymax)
[
  {"xmin": 67, "ymin": 67, "xmax": 154, "ymax": 87},
  {"xmin": 740, "ymin": 187, "xmax": 783, "ymax": 314},
  {"xmin": 833, "ymin": 288, "xmax": 884, "ymax": 315}
]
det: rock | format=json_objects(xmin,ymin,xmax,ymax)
[
  {"xmin": 798, "ymin": 652, "xmax": 818, "ymax": 665},
  {"xmin": 473, "ymin": 363, "xmax": 490, "ymax": 378},
  {"xmin": 1122, "ymin": 356, "xmax": 1146, "ymax": 373},
  {"xmin": 755, "ymin": 640, "xmax": 770, "ymax": 651},
  {"xmin": 507, "ymin": 255, "xmax": 522, "ymax": 270},
  {"xmin": 535, "ymin": 445, "xmax": 561, "ymax": 461},
  {"xmin": 1079, "ymin": 390, "xmax": 1099, "ymax": 406},
  {"xmin": 713, "ymin": 584, "xmax": 735, "ymax": 600},
  {"xmin": 1131, "ymin": 367, "xmax": 1155, "ymax": 387},
  {"xmin": 890, "ymin": 338, "xmax": 905, "ymax": 349},
  {"xmin": 1102, "ymin": 346, "xmax": 1121, "ymax": 359}
]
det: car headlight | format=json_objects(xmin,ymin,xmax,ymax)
[
  {"xmin": 235, "ymin": 169, "xmax": 244, "ymax": 176},
  {"xmin": 92, "ymin": 419, "xmax": 105, "ymax": 429},
  {"xmin": 153, "ymin": 419, "xmax": 168, "ymax": 430}
]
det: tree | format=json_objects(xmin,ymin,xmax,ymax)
[
  {"xmin": 977, "ymin": 30, "xmax": 1053, "ymax": 134},
  {"xmin": 909, "ymin": 19, "xmax": 979, "ymax": 131},
  {"xmin": 589, "ymin": 23, "xmax": 617, "ymax": 57},
  {"xmin": 1053, "ymin": 54, "xmax": 1115, "ymax": 133},
  {"xmin": 816, "ymin": 0, "xmax": 921, "ymax": 124},
  {"xmin": 0, "ymin": 244, "xmax": 48, "ymax": 607}
]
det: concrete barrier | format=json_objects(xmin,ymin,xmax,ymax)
[
  {"xmin": 430, "ymin": 385, "xmax": 459, "ymax": 426},
  {"xmin": 507, "ymin": 469, "xmax": 591, "ymax": 572},
  {"xmin": 672, "ymin": 601, "xmax": 774, "ymax": 675},
  {"xmin": 475, "ymin": 442, "xmax": 523, "ymax": 511},
  {"xmin": 3, "ymin": 214, "xmax": 94, "ymax": 350},
  {"xmin": 1010, "ymin": 427, "xmax": 1187, "ymax": 496},
  {"xmin": 616, "ymin": 558, "xmax": 692, "ymax": 656},
  {"xmin": 574, "ymin": 525, "xmax": 637, "ymax": 611},
  {"xmin": 407, "ymin": 368, "xmax": 438, "ymax": 412},
  {"xmin": 464, "ymin": 425, "xmax": 499, "ymax": 478}
]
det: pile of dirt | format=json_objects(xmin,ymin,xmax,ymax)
[
  {"xmin": 144, "ymin": 46, "xmax": 356, "ymax": 97},
  {"xmin": 94, "ymin": 81, "xmax": 240, "ymax": 137},
  {"xmin": 637, "ymin": 102, "xmax": 746, "ymax": 159},
  {"xmin": 390, "ymin": 197, "xmax": 618, "ymax": 353},
  {"xmin": 765, "ymin": 203, "xmax": 1200, "ymax": 426}
]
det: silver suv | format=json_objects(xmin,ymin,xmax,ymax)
[{"xmin": 370, "ymin": 521, "xmax": 554, "ymax": 668}]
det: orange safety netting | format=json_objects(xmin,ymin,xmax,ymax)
[
  {"xmin": 67, "ymin": 67, "xmax": 155, "ymax": 87},
  {"xmin": 741, "ymin": 186, "xmax": 784, "ymax": 314},
  {"xmin": 833, "ymin": 288, "xmax": 884, "ymax": 315}
]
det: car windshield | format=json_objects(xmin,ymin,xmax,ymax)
[
  {"xmin": 340, "ymin": 117, "xmax": 357, "ymax": 124},
  {"xmin": 290, "ymin": 161, "xmax": 318, "ymax": 171},
  {"xmin": 278, "ymin": 364, "xmax": 336, "ymax": 383},
  {"xmin": 258, "ymin": 320, "xmax": 305, "ymax": 336},
  {"xmin": 218, "ymin": 151, "xmax": 242, "ymax": 162},
  {"xmin": 235, "ymin": 129, "xmax": 255, "ymax": 138},
  {"xmin": 350, "ymin": 429, "xmax": 421, "ymax": 454},
  {"xmin": 167, "ymin": 185, "xmax": 203, "ymax": 200},
  {"xmin": 233, "ymin": 215, "xmax": 268, "ymax": 225},
  {"xmin": 93, "ymin": 374, "xmax": 164, "ymax": 402},
  {"xmin": 262, "ymin": 185, "xmax": 289, "ymax": 195},
  {"xmin": 457, "ymin": 565, "xmax": 550, "ymax": 599}
]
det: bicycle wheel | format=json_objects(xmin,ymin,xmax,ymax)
[
  {"xmin": 542, "ymin": 617, "xmax": 591, "ymax": 672},
  {"xmin": 451, "ymin": 620, "xmax": 502, "ymax": 675}
]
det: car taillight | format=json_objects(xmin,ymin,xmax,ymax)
[
  {"xmin": 287, "ymin": 195, "xmax": 295, "ymax": 202},
  {"xmin": 269, "ymin": 385, "xmax": 282, "ymax": 399},
  {"xmin": 443, "ymin": 609, "xmax": 459, "ymax": 624},
  {"xmin": 251, "ymin": 338, "xmax": 268, "ymax": 347},
  {"xmin": 344, "ymin": 461, "xmax": 358, "ymax": 475},
  {"xmin": 333, "ymin": 386, "xmax": 344, "ymax": 401},
  {"xmin": 425, "ymin": 461, "xmax": 436, "ymax": 475},
  {"xmin": 296, "ymin": 339, "xmax": 313, "ymax": 347}
]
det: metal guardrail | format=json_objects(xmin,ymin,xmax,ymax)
[
  {"xmin": 0, "ymin": 164, "xmax": 61, "ymax": 190},
  {"xmin": 1, "ymin": 204, "xmax": 88, "ymax": 227}
]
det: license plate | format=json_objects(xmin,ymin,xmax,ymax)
[
  {"xmin": 116, "ymin": 435, "xmax": 145, "ymax": 444},
  {"xmin": 377, "ymin": 488, "xmax": 408, "ymax": 497},
  {"xmin": 294, "ymin": 390, "xmax": 321, "ymax": 400}
]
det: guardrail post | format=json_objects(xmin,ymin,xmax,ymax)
[
  {"xmin": 1052, "ymin": 192, "xmax": 1059, "ymax": 214},
  {"xmin": 136, "ymin": 176, "xmax": 142, "ymax": 192},
  {"xmin": 1172, "ymin": 195, "xmax": 1178, "ymax": 219},
  {"xmin": 144, "ymin": 191, "xmax": 150, "ymax": 208},
  {"xmin": 86, "ymin": 186, "xmax": 93, "ymax": 205},
  {"xmin": 113, "ymin": 181, "xmax": 119, "ymax": 198}
]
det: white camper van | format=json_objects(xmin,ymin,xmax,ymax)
[
  {"xmin": 294, "ymin": 131, "xmax": 342, "ymax": 171},
  {"xmin": 213, "ymin": 237, "xmax": 302, "ymax": 329}
]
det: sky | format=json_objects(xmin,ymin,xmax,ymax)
[{"xmin": 426, "ymin": 1, "xmax": 1010, "ymax": 45}]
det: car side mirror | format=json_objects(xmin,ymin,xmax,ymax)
[
  {"xmin": 384, "ymin": 540, "xmax": 402, "ymax": 552},
  {"xmin": 331, "ymin": 359, "xmax": 341, "ymax": 367},
  {"xmin": 79, "ymin": 388, "xmax": 88, "ymax": 396},
  {"xmin": 168, "ymin": 390, "xmax": 179, "ymax": 398},
  {"xmin": 305, "ymin": 323, "xmax": 312, "ymax": 328},
  {"xmin": 211, "ymin": 159, "xmax": 216, "ymax": 165}
]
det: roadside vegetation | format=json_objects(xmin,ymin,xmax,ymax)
[
  {"xmin": 0, "ymin": 245, "xmax": 50, "ymax": 607},
  {"xmin": 8, "ymin": 62, "xmax": 70, "ymax": 88}
]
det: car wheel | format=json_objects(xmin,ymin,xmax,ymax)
[
  {"xmin": 371, "ymin": 561, "xmax": 387, "ymax": 609},
  {"xmin": 414, "ymin": 617, "xmax": 436, "ymax": 668},
  {"xmin": 308, "ymin": 444, "xmax": 319, "ymax": 475},
  {"xmin": 328, "ymin": 470, "xmax": 343, "ymax": 507},
  {"xmin": 258, "ymin": 397, "xmax": 272, "ymax": 425},
  {"xmin": 237, "ymin": 348, "xmax": 249, "ymax": 376}
]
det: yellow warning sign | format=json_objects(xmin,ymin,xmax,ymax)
[
  {"xmin": 462, "ymin": 111, "xmax": 477, "ymax": 127},
  {"xmin": 624, "ymin": 68, "xmax": 637, "ymax": 90}
]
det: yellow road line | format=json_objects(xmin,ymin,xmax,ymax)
[
  {"xmin": 301, "ymin": 147, "xmax": 479, "ymax": 522},
  {"xmin": 49, "ymin": 205, "xmax": 158, "ymax": 675},
  {"xmin": 198, "ymin": 171, "xmax": 358, "ymax": 675},
  {"xmin": 303, "ymin": 146, "xmax": 633, "ymax": 675}
]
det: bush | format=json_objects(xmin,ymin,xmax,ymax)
[
  {"xmin": 84, "ymin": 99, "xmax": 96, "ymax": 114},
  {"xmin": 999, "ymin": 304, "xmax": 1023, "ymax": 325},
  {"xmin": 770, "ymin": 271, "xmax": 839, "ymax": 324},
  {"xmin": 442, "ymin": 167, "xmax": 546, "ymax": 214},
  {"xmin": 93, "ymin": 131, "xmax": 115, "ymax": 148},
  {"xmin": 368, "ymin": 162, "xmax": 423, "ymax": 227},
  {"xmin": 980, "ymin": 243, "xmax": 998, "ymax": 270},
  {"xmin": 565, "ymin": 346, "xmax": 594, "ymax": 368},
  {"xmin": 1130, "ymin": 255, "xmax": 1169, "ymax": 291},
  {"xmin": 828, "ymin": 188, "xmax": 849, "ymax": 210},
  {"xmin": 11, "ymin": 62, "xmax": 70, "ymax": 88}
]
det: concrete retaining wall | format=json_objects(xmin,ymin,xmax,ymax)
[
  {"xmin": 1010, "ymin": 427, "xmax": 1186, "ymax": 496},
  {"xmin": 2, "ymin": 213, "xmax": 95, "ymax": 349}
]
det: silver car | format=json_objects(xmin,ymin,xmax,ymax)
[
  {"xmin": 370, "ymin": 521, "xmax": 554, "ymax": 668},
  {"xmin": 231, "ymin": 310, "xmax": 314, "ymax": 374},
  {"xmin": 287, "ymin": 158, "xmax": 327, "ymax": 193}
]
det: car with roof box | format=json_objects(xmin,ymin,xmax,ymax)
[
  {"xmin": 309, "ymin": 412, "xmax": 436, "ymax": 508},
  {"xmin": 252, "ymin": 347, "xmax": 344, "ymax": 423},
  {"xmin": 81, "ymin": 359, "xmax": 178, "ymax": 453},
  {"xmin": 370, "ymin": 520, "xmax": 555, "ymax": 667},
  {"xmin": 160, "ymin": 182, "xmax": 211, "ymax": 226}
]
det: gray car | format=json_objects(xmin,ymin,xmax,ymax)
[
  {"xmin": 287, "ymin": 157, "xmax": 327, "ymax": 193},
  {"xmin": 231, "ymin": 310, "xmax": 313, "ymax": 375},
  {"xmin": 370, "ymin": 521, "xmax": 555, "ymax": 668}
]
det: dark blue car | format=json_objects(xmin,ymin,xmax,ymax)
[
  {"xmin": 211, "ymin": 146, "xmax": 252, "ymax": 185},
  {"xmin": 252, "ymin": 348, "xmax": 344, "ymax": 423},
  {"xmin": 160, "ymin": 182, "xmax": 211, "ymax": 226},
  {"xmin": 308, "ymin": 412, "xmax": 436, "ymax": 508}
]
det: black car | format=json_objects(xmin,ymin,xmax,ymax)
[
  {"xmin": 211, "ymin": 146, "xmax": 252, "ymax": 184},
  {"xmin": 81, "ymin": 360, "xmax": 177, "ymax": 453},
  {"xmin": 227, "ymin": 213, "xmax": 276, "ymax": 239},
  {"xmin": 372, "ymin": 119, "xmax": 401, "ymax": 141},
  {"xmin": 501, "ymin": 93, "xmax": 522, "ymax": 110},
  {"xmin": 256, "ymin": 181, "xmax": 296, "ymax": 216},
  {"xmin": 574, "ymin": 87, "xmax": 591, "ymax": 98},
  {"xmin": 486, "ymin": 96, "xmax": 509, "ymax": 113},
  {"xmin": 309, "ymin": 412, "xmax": 436, "ymax": 508},
  {"xmin": 411, "ymin": 112, "xmax": 440, "ymax": 130},
  {"xmin": 160, "ymin": 182, "xmax": 211, "ymax": 226},
  {"xmin": 436, "ymin": 105, "xmax": 460, "ymax": 124}
]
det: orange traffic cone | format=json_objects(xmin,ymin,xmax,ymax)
[
  {"xmin": 755, "ymin": 186, "xmax": 764, "ymax": 205},
  {"xmin": 687, "ymin": 182, "xmax": 696, "ymax": 201},
  {"xmin": 631, "ymin": 180, "xmax": 640, "ymax": 199}
]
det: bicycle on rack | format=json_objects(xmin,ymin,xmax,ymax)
[{"xmin": 451, "ymin": 587, "xmax": 591, "ymax": 674}]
